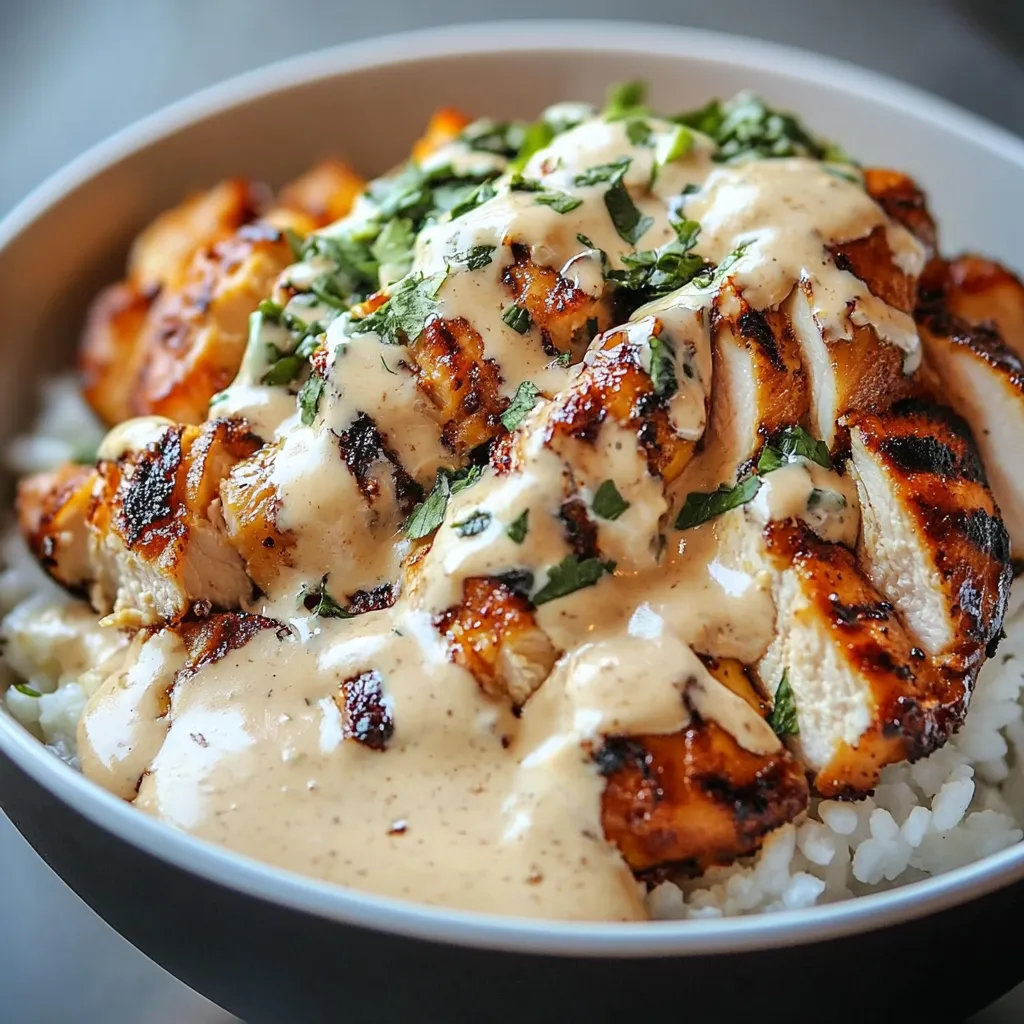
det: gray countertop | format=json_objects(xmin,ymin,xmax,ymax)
[{"xmin": 2, "ymin": 2, "xmax": 1024, "ymax": 1020}]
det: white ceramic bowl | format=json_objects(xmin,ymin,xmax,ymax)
[{"xmin": 2, "ymin": 22, "xmax": 1024, "ymax": 1023}]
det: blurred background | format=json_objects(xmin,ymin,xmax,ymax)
[{"xmin": 2, "ymin": 1, "xmax": 1024, "ymax": 1020}]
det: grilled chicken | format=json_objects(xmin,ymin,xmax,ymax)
[
  {"xmin": 18, "ymin": 419, "xmax": 260, "ymax": 626},
  {"xmin": 862, "ymin": 168, "xmax": 938, "ymax": 256},
  {"xmin": 847, "ymin": 399, "xmax": 1011, "ymax": 669},
  {"xmin": 759, "ymin": 520, "xmax": 970, "ymax": 797},
  {"xmin": 598, "ymin": 657, "xmax": 808, "ymax": 874},
  {"xmin": 81, "ymin": 166, "xmax": 366, "ymax": 426},
  {"xmin": 916, "ymin": 258, "xmax": 1024, "ymax": 553}
]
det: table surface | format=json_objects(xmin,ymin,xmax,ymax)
[{"xmin": 3, "ymin": 1, "xmax": 1024, "ymax": 1020}]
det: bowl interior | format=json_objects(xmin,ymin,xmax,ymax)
[{"xmin": 2, "ymin": 21, "xmax": 1024, "ymax": 955}]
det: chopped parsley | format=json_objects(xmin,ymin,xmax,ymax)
[
  {"xmin": 606, "ymin": 217, "xmax": 704, "ymax": 299},
  {"xmin": 510, "ymin": 119, "xmax": 556, "ymax": 172},
  {"xmin": 404, "ymin": 465, "xmax": 483, "ymax": 539},
  {"xmin": 592, "ymin": 480, "xmax": 630, "ymax": 521},
  {"xmin": 298, "ymin": 374, "xmax": 324, "ymax": 426},
  {"xmin": 675, "ymin": 475, "xmax": 762, "ymax": 530},
  {"xmin": 298, "ymin": 574, "xmax": 353, "ymax": 618},
  {"xmin": 769, "ymin": 671, "xmax": 800, "ymax": 736},
  {"xmin": 692, "ymin": 240, "xmax": 752, "ymax": 289},
  {"xmin": 502, "ymin": 304, "xmax": 532, "ymax": 335},
  {"xmin": 661, "ymin": 124, "xmax": 694, "ymax": 165},
  {"xmin": 555, "ymin": 350, "xmax": 572, "ymax": 367},
  {"xmin": 450, "ymin": 244, "xmax": 496, "ymax": 271},
  {"xmin": 603, "ymin": 163, "xmax": 653, "ymax": 246},
  {"xmin": 675, "ymin": 91, "xmax": 853, "ymax": 167},
  {"xmin": 625, "ymin": 119, "xmax": 653, "ymax": 147},
  {"xmin": 462, "ymin": 120, "xmax": 526, "ymax": 157},
  {"xmin": 352, "ymin": 272, "xmax": 446, "ymax": 345},
  {"xmin": 261, "ymin": 352, "xmax": 305, "ymax": 387},
  {"xmin": 574, "ymin": 156, "xmax": 632, "ymax": 187},
  {"xmin": 535, "ymin": 190, "xmax": 583, "ymax": 214},
  {"xmin": 533, "ymin": 555, "xmax": 614, "ymax": 606},
  {"xmin": 603, "ymin": 80, "xmax": 649, "ymax": 122},
  {"xmin": 646, "ymin": 335, "xmax": 678, "ymax": 399},
  {"xmin": 500, "ymin": 380, "xmax": 540, "ymax": 431},
  {"xmin": 258, "ymin": 298, "xmax": 284, "ymax": 321},
  {"xmin": 449, "ymin": 181, "xmax": 498, "ymax": 219},
  {"xmin": 453, "ymin": 510, "xmax": 492, "ymax": 537},
  {"xmin": 12, "ymin": 683, "xmax": 41, "ymax": 698},
  {"xmin": 757, "ymin": 425, "xmax": 832, "ymax": 473},
  {"xmin": 371, "ymin": 217, "xmax": 416, "ymax": 282},
  {"xmin": 506, "ymin": 510, "xmax": 530, "ymax": 544}
]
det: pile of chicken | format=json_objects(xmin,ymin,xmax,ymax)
[{"xmin": 14, "ymin": 93, "xmax": 1024, "ymax": 885}]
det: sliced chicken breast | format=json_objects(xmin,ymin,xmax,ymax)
[
  {"xmin": 759, "ymin": 520, "xmax": 969, "ymax": 797},
  {"xmin": 598, "ymin": 657, "xmax": 808, "ymax": 875},
  {"xmin": 862, "ymin": 167, "xmax": 937, "ymax": 256},
  {"xmin": 917, "ymin": 309, "xmax": 1024, "ymax": 555},
  {"xmin": 18, "ymin": 419, "xmax": 260, "ymax": 626},
  {"xmin": 847, "ymin": 399, "xmax": 1011, "ymax": 669}
]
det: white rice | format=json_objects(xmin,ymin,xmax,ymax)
[{"xmin": 4, "ymin": 377, "xmax": 1024, "ymax": 915}]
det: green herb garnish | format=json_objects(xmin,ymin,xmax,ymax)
[
  {"xmin": 12, "ymin": 683, "xmax": 41, "ymax": 698},
  {"xmin": 606, "ymin": 217, "xmax": 704, "ymax": 298},
  {"xmin": 298, "ymin": 574, "xmax": 353, "ymax": 618},
  {"xmin": 450, "ymin": 181, "xmax": 498, "ymax": 219},
  {"xmin": 511, "ymin": 119, "xmax": 556, "ymax": 172},
  {"xmin": 592, "ymin": 480, "xmax": 630, "ymax": 521},
  {"xmin": 353, "ymin": 272, "xmax": 446, "ymax": 345},
  {"xmin": 675, "ymin": 476, "xmax": 762, "ymax": 530},
  {"xmin": 757, "ymin": 425, "xmax": 832, "ymax": 473},
  {"xmin": 604, "ymin": 80, "xmax": 649, "ymax": 122},
  {"xmin": 507, "ymin": 510, "xmax": 530, "ymax": 544},
  {"xmin": 661, "ymin": 124, "xmax": 694, "ymax": 164},
  {"xmin": 769, "ymin": 671, "xmax": 799, "ymax": 736},
  {"xmin": 604, "ymin": 168, "xmax": 653, "ymax": 246},
  {"xmin": 261, "ymin": 354, "xmax": 305, "ymax": 387},
  {"xmin": 298, "ymin": 374, "xmax": 324, "ymax": 426},
  {"xmin": 502, "ymin": 305, "xmax": 532, "ymax": 335},
  {"xmin": 257, "ymin": 298, "xmax": 284, "ymax": 321},
  {"xmin": 535, "ymin": 191, "xmax": 583, "ymax": 214},
  {"xmin": 283, "ymin": 227, "xmax": 306, "ymax": 260},
  {"xmin": 532, "ymin": 555, "xmax": 614, "ymax": 606},
  {"xmin": 453, "ymin": 510, "xmax": 493, "ymax": 537},
  {"xmin": 500, "ymin": 381, "xmax": 540, "ymax": 431},
  {"xmin": 451, "ymin": 244, "xmax": 496, "ymax": 271},
  {"xmin": 646, "ymin": 335, "xmax": 677, "ymax": 399},
  {"xmin": 371, "ymin": 217, "xmax": 416, "ymax": 282},
  {"xmin": 626, "ymin": 119, "xmax": 653, "ymax": 147},
  {"xmin": 404, "ymin": 465, "xmax": 483, "ymax": 539},
  {"xmin": 574, "ymin": 157, "xmax": 632, "ymax": 187}
]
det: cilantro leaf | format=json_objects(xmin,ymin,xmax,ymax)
[
  {"xmin": 450, "ymin": 181, "xmax": 498, "ymax": 219},
  {"xmin": 535, "ymin": 191, "xmax": 583, "ymax": 214},
  {"xmin": 592, "ymin": 480, "xmax": 630, "ymax": 520},
  {"xmin": 283, "ymin": 227, "xmax": 305, "ymax": 260},
  {"xmin": 453, "ymin": 510, "xmax": 492, "ymax": 537},
  {"xmin": 451, "ymin": 244, "xmax": 496, "ymax": 271},
  {"xmin": 261, "ymin": 353, "xmax": 305, "ymax": 387},
  {"xmin": 757, "ymin": 425, "xmax": 832, "ymax": 473},
  {"xmin": 353, "ymin": 272, "xmax": 445, "ymax": 345},
  {"xmin": 675, "ymin": 476, "xmax": 761, "ymax": 530},
  {"xmin": 258, "ymin": 298, "xmax": 284, "ymax": 321},
  {"xmin": 500, "ymin": 381, "xmax": 540, "ymax": 431},
  {"xmin": 298, "ymin": 574, "xmax": 353, "ymax": 618},
  {"xmin": 506, "ymin": 510, "xmax": 529, "ymax": 544},
  {"xmin": 462, "ymin": 120, "xmax": 526, "ymax": 157},
  {"xmin": 502, "ymin": 305, "xmax": 532, "ymax": 335},
  {"xmin": 371, "ymin": 217, "xmax": 416, "ymax": 281},
  {"xmin": 605, "ymin": 178, "xmax": 653, "ymax": 245},
  {"xmin": 532, "ymin": 555, "xmax": 614, "ymax": 606},
  {"xmin": 511, "ymin": 119, "xmax": 556, "ymax": 172},
  {"xmin": 404, "ymin": 465, "xmax": 483, "ymax": 539},
  {"xmin": 298, "ymin": 374, "xmax": 324, "ymax": 426},
  {"xmin": 12, "ymin": 683, "xmax": 41, "ymax": 698},
  {"xmin": 626, "ymin": 119, "xmax": 653, "ymax": 147},
  {"xmin": 769, "ymin": 671, "xmax": 799, "ymax": 736},
  {"xmin": 647, "ymin": 335, "xmax": 677, "ymax": 399},
  {"xmin": 604, "ymin": 80, "xmax": 648, "ymax": 121},
  {"xmin": 693, "ymin": 240, "xmax": 752, "ymax": 289},
  {"xmin": 574, "ymin": 157, "xmax": 632, "ymax": 187},
  {"xmin": 606, "ymin": 218, "xmax": 705, "ymax": 299},
  {"xmin": 661, "ymin": 124, "xmax": 694, "ymax": 164}
]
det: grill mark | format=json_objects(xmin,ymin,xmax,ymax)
[
  {"xmin": 738, "ymin": 309, "xmax": 784, "ymax": 371},
  {"xmin": 117, "ymin": 427, "xmax": 184, "ymax": 547},
  {"xmin": 347, "ymin": 584, "xmax": 396, "ymax": 615},
  {"xmin": 829, "ymin": 596, "xmax": 893, "ymax": 625},
  {"xmin": 336, "ymin": 412, "xmax": 424, "ymax": 516},
  {"xmin": 559, "ymin": 498, "xmax": 599, "ymax": 560},
  {"xmin": 878, "ymin": 434, "xmax": 983, "ymax": 482},
  {"xmin": 593, "ymin": 738, "xmax": 653, "ymax": 781}
]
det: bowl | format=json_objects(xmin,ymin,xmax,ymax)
[{"xmin": 2, "ymin": 21, "xmax": 1024, "ymax": 1024}]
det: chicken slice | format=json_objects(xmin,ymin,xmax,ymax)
[
  {"xmin": 708, "ymin": 284, "xmax": 809, "ymax": 469},
  {"xmin": 759, "ymin": 520, "xmax": 969, "ymax": 797},
  {"xmin": 597, "ymin": 657, "xmax": 807, "ymax": 875},
  {"xmin": 862, "ymin": 168, "xmax": 937, "ymax": 256},
  {"xmin": 18, "ymin": 419, "xmax": 260, "ymax": 627},
  {"xmin": 847, "ymin": 399, "xmax": 1011, "ymax": 670},
  {"xmin": 917, "ymin": 308, "xmax": 1024, "ymax": 555}
]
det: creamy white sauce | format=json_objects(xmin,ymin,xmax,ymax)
[{"xmin": 77, "ymin": 103, "xmax": 927, "ymax": 921}]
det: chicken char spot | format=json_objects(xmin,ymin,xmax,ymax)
[
  {"xmin": 878, "ymin": 434, "xmax": 984, "ymax": 483},
  {"xmin": 559, "ymin": 498, "xmax": 600, "ymax": 560},
  {"xmin": 336, "ymin": 412, "xmax": 424, "ymax": 516},
  {"xmin": 738, "ymin": 308, "xmax": 784, "ymax": 372},
  {"xmin": 340, "ymin": 669, "xmax": 394, "ymax": 750},
  {"xmin": 116, "ymin": 427, "xmax": 184, "ymax": 547},
  {"xmin": 175, "ymin": 612, "xmax": 282, "ymax": 684}
]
